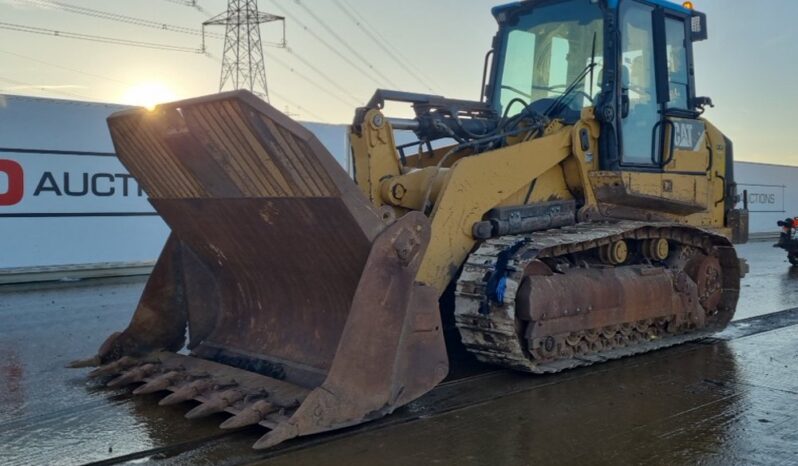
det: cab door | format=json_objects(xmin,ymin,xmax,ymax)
[
  {"xmin": 659, "ymin": 13, "xmax": 712, "ymax": 219},
  {"xmin": 607, "ymin": 0, "xmax": 710, "ymax": 220}
]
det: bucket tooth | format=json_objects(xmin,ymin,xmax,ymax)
[
  {"xmin": 183, "ymin": 402, "xmax": 222, "ymax": 420},
  {"xmin": 88, "ymin": 356, "xmax": 137, "ymax": 379},
  {"xmin": 106, "ymin": 363, "xmax": 158, "ymax": 388},
  {"xmin": 67, "ymin": 355, "xmax": 101, "ymax": 369},
  {"xmin": 132, "ymin": 370, "xmax": 183, "ymax": 395},
  {"xmin": 159, "ymin": 378, "xmax": 213, "ymax": 406},
  {"xmin": 253, "ymin": 424, "xmax": 296, "ymax": 450},
  {"xmin": 185, "ymin": 389, "xmax": 244, "ymax": 419},
  {"xmin": 219, "ymin": 399, "xmax": 276, "ymax": 429},
  {"xmin": 91, "ymin": 92, "xmax": 449, "ymax": 449}
]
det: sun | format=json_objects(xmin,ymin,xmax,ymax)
[{"xmin": 121, "ymin": 82, "xmax": 177, "ymax": 110}]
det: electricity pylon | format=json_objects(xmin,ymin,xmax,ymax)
[{"xmin": 203, "ymin": 0, "xmax": 285, "ymax": 102}]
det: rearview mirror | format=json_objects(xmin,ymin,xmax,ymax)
[{"xmin": 690, "ymin": 11, "xmax": 708, "ymax": 41}]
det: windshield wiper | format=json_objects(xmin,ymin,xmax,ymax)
[{"xmin": 544, "ymin": 32, "xmax": 598, "ymax": 118}]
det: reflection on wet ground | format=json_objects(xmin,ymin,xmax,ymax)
[
  {"xmin": 162, "ymin": 315, "xmax": 798, "ymax": 466},
  {"xmin": 735, "ymin": 241, "xmax": 798, "ymax": 319},
  {"xmin": 259, "ymin": 325, "xmax": 798, "ymax": 466},
  {"xmin": 0, "ymin": 277, "xmax": 231, "ymax": 465},
  {"xmin": 1, "ymin": 241, "xmax": 797, "ymax": 465},
  {"xmin": 0, "ymin": 344, "xmax": 24, "ymax": 418}
]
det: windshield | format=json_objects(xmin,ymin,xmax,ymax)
[{"xmin": 493, "ymin": 0, "xmax": 604, "ymax": 117}]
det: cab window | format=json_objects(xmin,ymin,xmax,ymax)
[
  {"xmin": 665, "ymin": 17, "xmax": 689, "ymax": 109},
  {"xmin": 495, "ymin": 0, "xmax": 604, "ymax": 117},
  {"xmin": 620, "ymin": 1, "xmax": 658, "ymax": 164}
]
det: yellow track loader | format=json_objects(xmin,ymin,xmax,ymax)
[{"xmin": 72, "ymin": 0, "xmax": 748, "ymax": 449}]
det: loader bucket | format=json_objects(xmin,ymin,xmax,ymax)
[{"xmin": 71, "ymin": 91, "xmax": 448, "ymax": 448}]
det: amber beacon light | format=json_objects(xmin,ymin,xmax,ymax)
[{"xmin": 682, "ymin": 1, "xmax": 694, "ymax": 9}]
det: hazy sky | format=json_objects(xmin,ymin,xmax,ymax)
[{"xmin": 0, "ymin": 0, "xmax": 795, "ymax": 166}]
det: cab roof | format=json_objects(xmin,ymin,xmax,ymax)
[{"xmin": 492, "ymin": 0, "xmax": 694, "ymax": 19}]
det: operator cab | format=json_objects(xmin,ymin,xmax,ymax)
[
  {"xmin": 488, "ymin": 0, "xmax": 710, "ymax": 171},
  {"xmin": 491, "ymin": 0, "xmax": 604, "ymax": 123}
]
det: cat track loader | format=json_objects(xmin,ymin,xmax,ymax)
[{"xmin": 72, "ymin": 0, "xmax": 748, "ymax": 449}]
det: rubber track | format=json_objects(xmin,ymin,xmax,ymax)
[{"xmin": 454, "ymin": 221, "xmax": 741, "ymax": 374}]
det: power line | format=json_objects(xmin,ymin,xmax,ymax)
[
  {"xmin": 19, "ymin": 0, "xmax": 224, "ymax": 39},
  {"xmin": 0, "ymin": 75, "xmax": 93, "ymax": 100},
  {"xmin": 207, "ymin": 51, "xmax": 358, "ymax": 110},
  {"xmin": 204, "ymin": 0, "xmax": 378, "ymax": 113},
  {"xmin": 0, "ymin": 1, "xmax": 358, "ymax": 119},
  {"xmin": 283, "ymin": 47, "xmax": 363, "ymax": 103},
  {"xmin": 263, "ymin": 0, "xmax": 386, "ymax": 90},
  {"xmin": 0, "ymin": 21, "xmax": 204, "ymax": 53},
  {"xmin": 0, "ymin": 48, "xmax": 330, "ymax": 121},
  {"xmin": 288, "ymin": 0, "xmax": 400, "ymax": 89},
  {"xmin": 161, "ymin": 0, "xmax": 209, "ymax": 15},
  {"xmin": 265, "ymin": 51, "xmax": 361, "ymax": 107},
  {"xmin": 20, "ymin": 0, "xmax": 281, "ymax": 48},
  {"xmin": 0, "ymin": 48, "xmax": 132, "ymax": 86},
  {"xmin": 202, "ymin": 49, "xmax": 331, "ymax": 122},
  {"xmin": 203, "ymin": 1, "xmax": 285, "ymax": 101},
  {"xmin": 269, "ymin": 88, "xmax": 328, "ymax": 122},
  {"xmin": 4, "ymin": 6, "xmax": 357, "ymax": 112},
  {"xmin": 332, "ymin": 0, "xmax": 442, "ymax": 93}
]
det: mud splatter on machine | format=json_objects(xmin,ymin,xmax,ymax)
[{"xmin": 73, "ymin": 0, "xmax": 748, "ymax": 449}]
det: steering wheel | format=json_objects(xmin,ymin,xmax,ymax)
[
  {"xmin": 570, "ymin": 90, "xmax": 594, "ymax": 103},
  {"xmin": 500, "ymin": 85, "xmax": 533, "ymax": 100},
  {"xmin": 502, "ymin": 84, "xmax": 583, "ymax": 99},
  {"xmin": 559, "ymin": 90, "xmax": 594, "ymax": 111},
  {"xmin": 502, "ymin": 85, "xmax": 594, "ymax": 114},
  {"xmin": 536, "ymin": 84, "xmax": 568, "ymax": 92}
]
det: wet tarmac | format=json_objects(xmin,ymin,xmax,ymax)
[
  {"xmin": 261, "ymin": 323, "xmax": 798, "ymax": 466},
  {"xmin": 1, "ymin": 240, "xmax": 797, "ymax": 465},
  {"xmin": 735, "ymin": 240, "xmax": 798, "ymax": 320}
]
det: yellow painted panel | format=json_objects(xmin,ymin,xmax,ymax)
[
  {"xmin": 665, "ymin": 118, "xmax": 710, "ymax": 173},
  {"xmin": 625, "ymin": 172, "xmax": 662, "ymax": 198},
  {"xmin": 418, "ymin": 129, "xmax": 572, "ymax": 291}
]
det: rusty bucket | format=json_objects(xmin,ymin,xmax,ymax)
[{"xmin": 71, "ymin": 91, "xmax": 448, "ymax": 449}]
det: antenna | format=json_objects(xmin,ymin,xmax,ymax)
[{"xmin": 202, "ymin": 0, "xmax": 285, "ymax": 102}]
